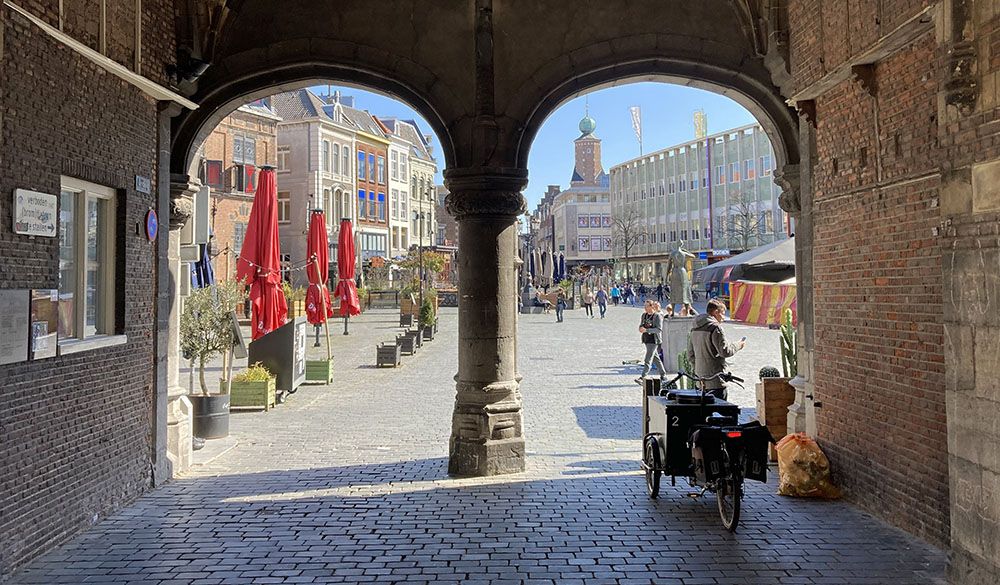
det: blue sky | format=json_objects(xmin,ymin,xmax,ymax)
[{"xmin": 310, "ymin": 82, "xmax": 756, "ymax": 209}]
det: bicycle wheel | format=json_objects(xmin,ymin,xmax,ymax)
[
  {"xmin": 717, "ymin": 447, "xmax": 742, "ymax": 532},
  {"xmin": 644, "ymin": 436, "xmax": 662, "ymax": 499}
]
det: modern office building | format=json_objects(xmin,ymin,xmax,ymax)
[{"xmin": 608, "ymin": 123, "xmax": 790, "ymax": 282}]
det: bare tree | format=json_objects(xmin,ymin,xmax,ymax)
[
  {"xmin": 721, "ymin": 191, "xmax": 766, "ymax": 252},
  {"xmin": 612, "ymin": 206, "xmax": 648, "ymax": 281}
]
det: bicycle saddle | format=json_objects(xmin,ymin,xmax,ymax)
[{"xmin": 667, "ymin": 389, "xmax": 715, "ymax": 404}]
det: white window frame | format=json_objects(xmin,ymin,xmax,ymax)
[
  {"xmin": 277, "ymin": 146, "xmax": 290, "ymax": 172},
  {"xmin": 332, "ymin": 143, "xmax": 340, "ymax": 175},
  {"xmin": 277, "ymin": 191, "xmax": 291, "ymax": 223},
  {"xmin": 321, "ymin": 140, "xmax": 331, "ymax": 173},
  {"xmin": 391, "ymin": 150, "xmax": 398, "ymax": 180},
  {"xmin": 58, "ymin": 176, "xmax": 125, "ymax": 353}
]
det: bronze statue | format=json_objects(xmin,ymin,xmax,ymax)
[{"xmin": 667, "ymin": 242, "xmax": 695, "ymax": 315}]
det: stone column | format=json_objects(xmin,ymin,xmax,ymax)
[
  {"xmin": 165, "ymin": 174, "xmax": 199, "ymax": 474},
  {"xmin": 445, "ymin": 168, "xmax": 527, "ymax": 476}
]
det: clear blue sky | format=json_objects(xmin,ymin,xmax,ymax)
[{"xmin": 310, "ymin": 82, "xmax": 756, "ymax": 209}]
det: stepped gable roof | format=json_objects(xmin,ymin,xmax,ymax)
[{"xmin": 271, "ymin": 89, "xmax": 330, "ymax": 121}]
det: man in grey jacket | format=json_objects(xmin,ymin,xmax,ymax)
[{"xmin": 687, "ymin": 299, "xmax": 745, "ymax": 399}]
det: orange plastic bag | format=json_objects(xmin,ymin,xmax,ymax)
[{"xmin": 776, "ymin": 433, "xmax": 841, "ymax": 499}]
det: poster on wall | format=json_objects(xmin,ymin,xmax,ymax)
[
  {"xmin": 578, "ymin": 237, "xmax": 590, "ymax": 251},
  {"xmin": 590, "ymin": 236, "xmax": 602, "ymax": 251},
  {"xmin": 578, "ymin": 216, "xmax": 589, "ymax": 228},
  {"xmin": 0, "ymin": 290, "xmax": 29, "ymax": 365},
  {"xmin": 602, "ymin": 215, "xmax": 612, "ymax": 228},
  {"xmin": 589, "ymin": 215, "xmax": 601, "ymax": 228},
  {"xmin": 13, "ymin": 189, "xmax": 57, "ymax": 237},
  {"xmin": 603, "ymin": 237, "xmax": 613, "ymax": 251}
]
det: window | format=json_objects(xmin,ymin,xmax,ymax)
[
  {"xmin": 400, "ymin": 193, "xmax": 407, "ymax": 218},
  {"xmin": 760, "ymin": 155, "xmax": 773, "ymax": 176},
  {"xmin": 745, "ymin": 158, "xmax": 756, "ymax": 180},
  {"xmin": 368, "ymin": 153, "xmax": 376, "ymax": 182},
  {"xmin": 321, "ymin": 140, "xmax": 330, "ymax": 172},
  {"xmin": 400, "ymin": 153, "xmax": 407, "ymax": 176},
  {"xmin": 276, "ymin": 148, "xmax": 290, "ymax": 172},
  {"xmin": 391, "ymin": 189, "xmax": 399, "ymax": 219},
  {"xmin": 729, "ymin": 162, "xmax": 740, "ymax": 183},
  {"xmin": 59, "ymin": 177, "xmax": 117, "ymax": 342},
  {"xmin": 358, "ymin": 189, "xmax": 367, "ymax": 217},
  {"xmin": 702, "ymin": 169, "xmax": 709, "ymax": 188},
  {"xmin": 342, "ymin": 146, "xmax": 350, "ymax": 177},
  {"xmin": 689, "ymin": 171, "xmax": 697, "ymax": 191},
  {"xmin": 391, "ymin": 151, "xmax": 398, "ymax": 180},
  {"xmin": 704, "ymin": 227, "xmax": 711, "ymax": 239},
  {"xmin": 333, "ymin": 144, "xmax": 340, "ymax": 174},
  {"xmin": 234, "ymin": 164, "xmax": 256, "ymax": 193},
  {"xmin": 377, "ymin": 156, "xmax": 386, "ymax": 184},
  {"xmin": 368, "ymin": 191, "xmax": 376, "ymax": 220},
  {"xmin": 277, "ymin": 191, "xmax": 290, "ymax": 223},
  {"xmin": 233, "ymin": 222, "xmax": 247, "ymax": 254},
  {"xmin": 377, "ymin": 192, "xmax": 386, "ymax": 221},
  {"xmin": 204, "ymin": 160, "xmax": 223, "ymax": 188},
  {"xmin": 358, "ymin": 151, "xmax": 366, "ymax": 180},
  {"xmin": 678, "ymin": 179, "xmax": 686, "ymax": 193},
  {"xmin": 233, "ymin": 136, "xmax": 256, "ymax": 165},
  {"xmin": 681, "ymin": 229, "xmax": 688, "ymax": 240},
  {"xmin": 715, "ymin": 165, "xmax": 724, "ymax": 185},
  {"xmin": 670, "ymin": 230, "xmax": 677, "ymax": 241}
]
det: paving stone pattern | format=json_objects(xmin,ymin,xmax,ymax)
[{"xmin": 10, "ymin": 306, "xmax": 945, "ymax": 584}]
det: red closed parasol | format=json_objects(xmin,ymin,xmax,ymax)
[
  {"xmin": 236, "ymin": 167, "xmax": 288, "ymax": 340},
  {"xmin": 334, "ymin": 218, "xmax": 361, "ymax": 333},
  {"xmin": 305, "ymin": 210, "xmax": 333, "ymax": 325}
]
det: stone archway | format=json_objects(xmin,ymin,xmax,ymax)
[{"xmin": 169, "ymin": 0, "xmax": 801, "ymax": 478}]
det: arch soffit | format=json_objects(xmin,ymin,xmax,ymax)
[
  {"xmin": 508, "ymin": 37, "xmax": 799, "ymax": 173},
  {"xmin": 170, "ymin": 56, "xmax": 461, "ymax": 177}
]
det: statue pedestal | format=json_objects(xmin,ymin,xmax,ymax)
[{"xmin": 664, "ymin": 316, "xmax": 695, "ymax": 373}]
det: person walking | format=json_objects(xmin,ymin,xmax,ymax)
[
  {"xmin": 596, "ymin": 287, "xmax": 608, "ymax": 318},
  {"xmin": 638, "ymin": 283, "xmax": 647, "ymax": 303},
  {"xmin": 582, "ymin": 287, "xmax": 595, "ymax": 318},
  {"xmin": 687, "ymin": 298, "xmax": 746, "ymax": 400},
  {"xmin": 611, "ymin": 284, "xmax": 621, "ymax": 306},
  {"xmin": 555, "ymin": 290, "xmax": 567, "ymax": 322},
  {"xmin": 637, "ymin": 300, "xmax": 666, "ymax": 382},
  {"xmin": 656, "ymin": 282, "xmax": 665, "ymax": 304}
]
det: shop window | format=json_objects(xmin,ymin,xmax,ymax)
[{"xmin": 58, "ymin": 177, "xmax": 118, "ymax": 343}]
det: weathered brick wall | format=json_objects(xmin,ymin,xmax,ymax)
[
  {"xmin": 0, "ymin": 1, "xmax": 173, "ymax": 576},
  {"xmin": 791, "ymin": 1, "xmax": 950, "ymax": 545}
]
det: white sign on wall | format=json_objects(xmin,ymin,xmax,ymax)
[{"xmin": 13, "ymin": 189, "xmax": 57, "ymax": 237}]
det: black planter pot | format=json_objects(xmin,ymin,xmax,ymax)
[{"xmin": 190, "ymin": 394, "xmax": 230, "ymax": 439}]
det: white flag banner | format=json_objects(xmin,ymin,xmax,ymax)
[{"xmin": 629, "ymin": 106, "xmax": 642, "ymax": 143}]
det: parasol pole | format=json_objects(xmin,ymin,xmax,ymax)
[{"xmin": 316, "ymin": 254, "xmax": 333, "ymax": 361}]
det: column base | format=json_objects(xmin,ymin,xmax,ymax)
[
  {"xmin": 166, "ymin": 393, "xmax": 193, "ymax": 475},
  {"xmin": 449, "ymin": 436, "xmax": 526, "ymax": 476},
  {"xmin": 448, "ymin": 380, "xmax": 526, "ymax": 477}
]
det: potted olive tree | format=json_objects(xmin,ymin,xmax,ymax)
[
  {"xmin": 180, "ymin": 279, "xmax": 246, "ymax": 439},
  {"xmin": 420, "ymin": 296, "xmax": 436, "ymax": 341},
  {"xmin": 756, "ymin": 308, "xmax": 797, "ymax": 459}
]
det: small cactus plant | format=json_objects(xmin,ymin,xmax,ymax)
[
  {"xmin": 780, "ymin": 308, "xmax": 797, "ymax": 378},
  {"xmin": 759, "ymin": 365, "xmax": 781, "ymax": 380}
]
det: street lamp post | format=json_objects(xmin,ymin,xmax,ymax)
[{"xmin": 414, "ymin": 210, "xmax": 425, "ymax": 316}]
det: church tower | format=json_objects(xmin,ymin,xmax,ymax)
[{"xmin": 570, "ymin": 105, "xmax": 605, "ymax": 187}]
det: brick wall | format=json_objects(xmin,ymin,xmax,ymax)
[
  {"xmin": 0, "ymin": 1, "xmax": 173, "ymax": 576},
  {"xmin": 792, "ymin": 0, "xmax": 951, "ymax": 544}
]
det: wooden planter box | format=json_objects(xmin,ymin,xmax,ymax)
[
  {"xmin": 304, "ymin": 359, "xmax": 334, "ymax": 384},
  {"xmin": 400, "ymin": 313, "xmax": 413, "ymax": 327},
  {"xmin": 422, "ymin": 325, "xmax": 434, "ymax": 341},
  {"xmin": 376, "ymin": 342, "xmax": 401, "ymax": 367},
  {"xmin": 228, "ymin": 377, "xmax": 276, "ymax": 411},
  {"xmin": 756, "ymin": 377, "xmax": 796, "ymax": 460},
  {"xmin": 397, "ymin": 333, "xmax": 417, "ymax": 355},
  {"xmin": 286, "ymin": 299, "xmax": 306, "ymax": 319},
  {"xmin": 400, "ymin": 296, "xmax": 419, "ymax": 316}
]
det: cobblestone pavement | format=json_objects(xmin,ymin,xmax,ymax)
[{"xmin": 10, "ymin": 306, "xmax": 945, "ymax": 584}]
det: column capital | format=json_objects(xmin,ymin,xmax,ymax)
[
  {"xmin": 169, "ymin": 173, "xmax": 202, "ymax": 230},
  {"xmin": 774, "ymin": 164, "xmax": 801, "ymax": 216},
  {"xmin": 443, "ymin": 167, "xmax": 528, "ymax": 220}
]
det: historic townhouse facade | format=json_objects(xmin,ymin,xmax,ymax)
[
  {"xmin": 342, "ymin": 105, "xmax": 391, "ymax": 262},
  {"xmin": 380, "ymin": 118, "xmax": 413, "ymax": 257},
  {"xmin": 271, "ymin": 89, "xmax": 357, "ymax": 286},
  {"xmin": 197, "ymin": 102, "xmax": 280, "ymax": 281},
  {"xmin": 405, "ymin": 126, "xmax": 437, "ymax": 249},
  {"xmin": 608, "ymin": 124, "xmax": 789, "ymax": 281}
]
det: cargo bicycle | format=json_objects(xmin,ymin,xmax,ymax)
[{"xmin": 639, "ymin": 371, "xmax": 773, "ymax": 531}]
